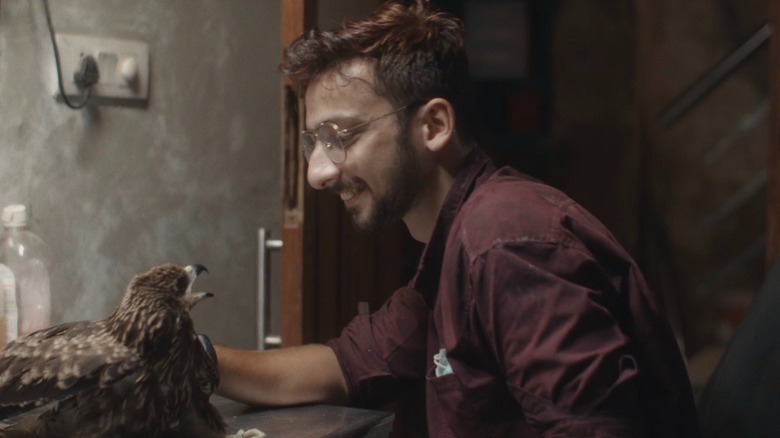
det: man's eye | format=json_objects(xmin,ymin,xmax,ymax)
[{"xmin": 339, "ymin": 131, "xmax": 358, "ymax": 145}]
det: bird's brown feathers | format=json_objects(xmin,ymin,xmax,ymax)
[{"xmin": 0, "ymin": 263, "xmax": 225, "ymax": 438}]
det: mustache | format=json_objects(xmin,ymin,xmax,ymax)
[{"xmin": 331, "ymin": 178, "xmax": 367, "ymax": 195}]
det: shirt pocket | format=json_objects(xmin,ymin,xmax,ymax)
[{"xmin": 426, "ymin": 369, "xmax": 480, "ymax": 436}]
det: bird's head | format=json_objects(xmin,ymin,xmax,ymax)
[
  {"xmin": 109, "ymin": 263, "xmax": 213, "ymax": 349},
  {"xmin": 124, "ymin": 263, "xmax": 213, "ymax": 310}
]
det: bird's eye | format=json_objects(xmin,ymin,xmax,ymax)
[{"xmin": 176, "ymin": 276, "xmax": 189, "ymax": 293}]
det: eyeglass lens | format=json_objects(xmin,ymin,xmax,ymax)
[{"xmin": 301, "ymin": 123, "xmax": 346, "ymax": 163}]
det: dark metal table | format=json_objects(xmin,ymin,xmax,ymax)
[{"xmin": 213, "ymin": 396, "xmax": 395, "ymax": 438}]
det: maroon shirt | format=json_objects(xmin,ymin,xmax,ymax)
[{"xmin": 328, "ymin": 149, "xmax": 699, "ymax": 437}]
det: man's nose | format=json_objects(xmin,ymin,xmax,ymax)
[{"xmin": 306, "ymin": 144, "xmax": 340, "ymax": 190}]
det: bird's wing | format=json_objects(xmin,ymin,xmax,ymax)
[
  {"xmin": 0, "ymin": 321, "xmax": 142, "ymax": 410},
  {"xmin": 176, "ymin": 334, "xmax": 227, "ymax": 436},
  {"xmin": 195, "ymin": 334, "xmax": 219, "ymax": 397}
]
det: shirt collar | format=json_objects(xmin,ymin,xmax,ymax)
[{"xmin": 412, "ymin": 148, "xmax": 495, "ymax": 306}]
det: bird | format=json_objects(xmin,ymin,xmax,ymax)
[{"xmin": 0, "ymin": 263, "xmax": 263, "ymax": 438}]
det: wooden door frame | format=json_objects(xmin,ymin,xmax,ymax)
[
  {"xmin": 279, "ymin": 0, "xmax": 317, "ymax": 347},
  {"xmin": 768, "ymin": 1, "xmax": 780, "ymax": 267}
]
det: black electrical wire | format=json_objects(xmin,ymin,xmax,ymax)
[{"xmin": 42, "ymin": 0, "xmax": 93, "ymax": 109}]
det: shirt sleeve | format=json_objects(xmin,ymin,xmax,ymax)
[
  {"xmin": 472, "ymin": 240, "xmax": 646, "ymax": 436},
  {"xmin": 326, "ymin": 284, "xmax": 429, "ymax": 408}
]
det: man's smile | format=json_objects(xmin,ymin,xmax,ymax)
[
  {"xmin": 339, "ymin": 190, "xmax": 356, "ymax": 202},
  {"xmin": 335, "ymin": 178, "xmax": 369, "ymax": 206}
]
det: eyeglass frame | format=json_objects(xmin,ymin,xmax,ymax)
[{"xmin": 300, "ymin": 104, "xmax": 410, "ymax": 164}]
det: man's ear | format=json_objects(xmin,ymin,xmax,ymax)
[{"xmin": 419, "ymin": 98, "xmax": 455, "ymax": 152}]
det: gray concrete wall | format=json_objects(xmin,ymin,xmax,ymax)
[{"xmin": 0, "ymin": 0, "xmax": 281, "ymax": 348}]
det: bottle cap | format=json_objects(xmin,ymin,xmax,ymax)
[{"xmin": 2, "ymin": 204, "xmax": 28, "ymax": 227}]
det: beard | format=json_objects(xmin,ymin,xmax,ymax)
[{"xmin": 345, "ymin": 124, "xmax": 421, "ymax": 232}]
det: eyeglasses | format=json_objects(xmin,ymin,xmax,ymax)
[{"xmin": 300, "ymin": 105, "xmax": 408, "ymax": 164}]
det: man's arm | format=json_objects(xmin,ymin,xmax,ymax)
[{"xmin": 214, "ymin": 344, "xmax": 349, "ymax": 407}]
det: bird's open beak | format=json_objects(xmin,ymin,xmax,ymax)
[{"xmin": 184, "ymin": 264, "xmax": 213, "ymax": 308}]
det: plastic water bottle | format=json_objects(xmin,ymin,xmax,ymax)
[
  {"xmin": 0, "ymin": 204, "xmax": 52, "ymax": 341},
  {"xmin": 0, "ymin": 263, "xmax": 10, "ymax": 347}
]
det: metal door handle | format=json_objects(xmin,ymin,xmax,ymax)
[{"xmin": 258, "ymin": 228, "xmax": 283, "ymax": 349}]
